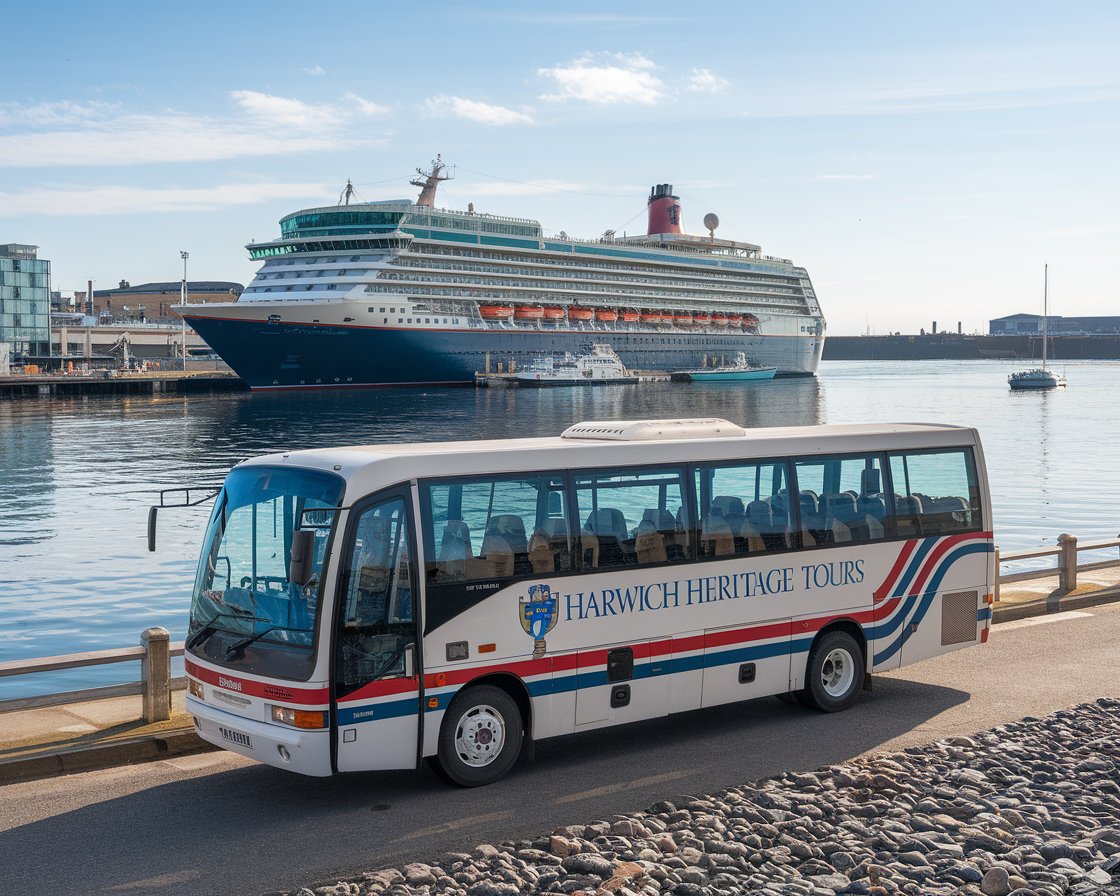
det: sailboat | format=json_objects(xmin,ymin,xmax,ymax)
[{"xmin": 1008, "ymin": 264, "xmax": 1067, "ymax": 391}]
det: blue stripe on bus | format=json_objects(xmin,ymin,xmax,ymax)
[
  {"xmin": 892, "ymin": 537, "xmax": 937, "ymax": 598},
  {"xmin": 873, "ymin": 542, "xmax": 992, "ymax": 666},
  {"xmin": 341, "ymin": 552, "xmax": 996, "ymax": 727}
]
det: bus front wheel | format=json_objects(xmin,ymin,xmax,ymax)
[
  {"xmin": 434, "ymin": 685, "xmax": 523, "ymax": 786},
  {"xmin": 803, "ymin": 631, "xmax": 864, "ymax": 712}
]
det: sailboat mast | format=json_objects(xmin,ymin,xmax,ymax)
[{"xmin": 1042, "ymin": 263, "xmax": 1049, "ymax": 369}]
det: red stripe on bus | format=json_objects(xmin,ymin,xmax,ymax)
[
  {"xmin": 341, "ymin": 677, "xmax": 420, "ymax": 703},
  {"xmin": 874, "ymin": 539, "xmax": 918, "ymax": 603},
  {"xmin": 185, "ymin": 659, "xmax": 329, "ymax": 704},
  {"xmin": 908, "ymin": 532, "xmax": 987, "ymax": 597}
]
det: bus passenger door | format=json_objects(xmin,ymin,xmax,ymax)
[
  {"xmin": 575, "ymin": 641, "xmax": 668, "ymax": 728},
  {"xmin": 333, "ymin": 493, "xmax": 422, "ymax": 773}
]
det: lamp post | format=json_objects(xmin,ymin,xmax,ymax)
[{"xmin": 180, "ymin": 251, "xmax": 189, "ymax": 370}]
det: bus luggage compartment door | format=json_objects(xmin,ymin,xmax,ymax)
[
  {"xmin": 574, "ymin": 642, "xmax": 667, "ymax": 727},
  {"xmin": 700, "ymin": 619, "xmax": 793, "ymax": 709}
]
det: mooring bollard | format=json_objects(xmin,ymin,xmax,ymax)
[
  {"xmin": 1058, "ymin": 533, "xmax": 1078, "ymax": 593},
  {"xmin": 141, "ymin": 626, "xmax": 172, "ymax": 723}
]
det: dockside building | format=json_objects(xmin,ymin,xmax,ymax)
[{"xmin": 0, "ymin": 244, "xmax": 51, "ymax": 357}]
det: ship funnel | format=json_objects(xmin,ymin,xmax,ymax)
[{"xmin": 647, "ymin": 183, "xmax": 683, "ymax": 235}]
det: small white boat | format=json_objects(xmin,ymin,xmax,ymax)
[
  {"xmin": 676, "ymin": 352, "xmax": 777, "ymax": 383},
  {"xmin": 515, "ymin": 344, "xmax": 638, "ymax": 387},
  {"xmin": 1009, "ymin": 265, "xmax": 1066, "ymax": 391}
]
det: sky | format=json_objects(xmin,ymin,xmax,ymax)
[{"xmin": 2, "ymin": 0, "xmax": 1117, "ymax": 336}]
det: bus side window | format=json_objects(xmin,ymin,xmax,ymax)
[
  {"xmin": 574, "ymin": 467, "xmax": 690, "ymax": 569},
  {"xmin": 695, "ymin": 460, "xmax": 792, "ymax": 556},
  {"xmin": 794, "ymin": 454, "xmax": 888, "ymax": 545},
  {"xmin": 887, "ymin": 449, "xmax": 980, "ymax": 537},
  {"xmin": 423, "ymin": 475, "xmax": 570, "ymax": 584}
]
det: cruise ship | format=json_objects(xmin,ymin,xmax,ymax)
[{"xmin": 177, "ymin": 158, "xmax": 826, "ymax": 389}]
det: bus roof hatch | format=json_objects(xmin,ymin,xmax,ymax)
[{"xmin": 561, "ymin": 418, "xmax": 748, "ymax": 441}]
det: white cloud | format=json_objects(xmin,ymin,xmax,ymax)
[
  {"xmin": 0, "ymin": 99, "xmax": 117, "ymax": 127},
  {"xmin": 304, "ymin": 64, "xmax": 325, "ymax": 76},
  {"xmin": 0, "ymin": 182, "xmax": 332, "ymax": 216},
  {"xmin": 423, "ymin": 95, "xmax": 533, "ymax": 125},
  {"xmin": 342, "ymin": 92, "xmax": 391, "ymax": 117},
  {"xmin": 0, "ymin": 92, "xmax": 389, "ymax": 168},
  {"xmin": 688, "ymin": 68, "xmax": 729, "ymax": 93},
  {"xmin": 538, "ymin": 52, "xmax": 664, "ymax": 105},
  {"xmin": 230, "ymin": 90, "xmax": 345, "ymax": 129},
  {"xmin": 813, "ymin": 174, "xmax": 877, "ymax": 181}
]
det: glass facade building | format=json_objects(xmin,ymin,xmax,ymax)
[{"xmin": 0, "ymin": 244, "xmax": 51, "ymax": 356}]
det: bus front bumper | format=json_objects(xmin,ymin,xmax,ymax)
[{"xmin": 187, "ymin": 694, "xmax": 333, "ymax": 776}]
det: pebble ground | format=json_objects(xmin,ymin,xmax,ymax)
[{"xmin": 286, "ymin": 699, "xmax": 1120, "ymax": 896}]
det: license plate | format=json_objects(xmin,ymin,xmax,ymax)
[{"xmin": 218, "ymin": 726, "xmax": 252, "ymax": 749}]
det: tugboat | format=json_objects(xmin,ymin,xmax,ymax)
[
  {"xmin": 674, "ymin": 351, "xmax": 777, "ymax": 382},
  {"xmin": 515, "ymin": 344, "xmax": 638, "ymax": 387}
]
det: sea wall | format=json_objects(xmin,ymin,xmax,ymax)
[{"xmin": 821, "ymin": 335, "xmax": 1120, "ymax": 362}]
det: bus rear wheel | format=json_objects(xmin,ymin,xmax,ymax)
[
  {"xmin": 434, "ymin": 685, "xmax": 523, "ymax": 786},
  {"xmin": 803, "ymin": 631, "xmax": 864, "ymax": 712}
]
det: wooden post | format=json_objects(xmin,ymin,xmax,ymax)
[
  {"xmin": 1057, "ymin": 533, "xmax": 1077, "ymax": 593},
  {"xmin": 141, "ymin": 626, "xmax": 171, "ymax": 723}
]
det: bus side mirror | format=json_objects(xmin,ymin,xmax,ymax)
[
  {"xmin": 289, "ymin": 529, "xmax": 315, "ymax": 586},
  {"xmin": 147, "ymin": 506, "xmax": 158, "ymax": 552}
]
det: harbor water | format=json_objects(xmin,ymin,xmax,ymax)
[{"xmin": 2, "ymin": 359, "xmax": 1116, "ymax": 698}]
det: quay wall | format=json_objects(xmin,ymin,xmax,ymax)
[
  {"xmin": 822, "ymin": 333, "xmax": 1120, "ymax": 361},
  {"xmin": 0, "ymin": 373, "xmax": 248, "ymax": 400}
]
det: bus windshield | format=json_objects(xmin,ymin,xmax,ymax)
[{"xmin": 187, "ymin": 465, "xmax": 344, "ymax": 680}]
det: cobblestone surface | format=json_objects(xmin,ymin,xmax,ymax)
[{"xmin": 286, "ymin": 699, "xmax": 1120, "ymax": 896}]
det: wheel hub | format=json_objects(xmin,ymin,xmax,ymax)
[
  {"xmin": 821, "ymin": 647, "xmax": 855, "ymax": 697},
  {"xmin": 455, "ymin": 704, "xmax": 506, "ymax": 767}
]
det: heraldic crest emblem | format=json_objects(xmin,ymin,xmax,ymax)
[{"xmin": 519, "ymin": 583, "xmax": 558, "ymax": 658}]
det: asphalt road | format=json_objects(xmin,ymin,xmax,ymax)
[{"xmin": 3, "ymin": 604, "xmax": 1119, "ymax": 896}]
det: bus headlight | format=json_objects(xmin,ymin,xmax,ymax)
[
  {"xmin": 270, "ymin": 705, "xmax": 327, "ymax": 729},
  {"xmin": 188, "ymin": 677, "xmax": 204, "ymax": 700}
]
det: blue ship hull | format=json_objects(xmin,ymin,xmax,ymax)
[{"xmin": 187, "ymin": 317, "xmax": 822, "ymax": 389}]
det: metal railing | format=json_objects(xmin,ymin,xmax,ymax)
[
  {"xmin": 2, "ymin": 534, "xmax": 1118, "ymax": 723},
  {"xmin": 996, "ymin": 534, "xmax": 1120, "ymax": 601},
  {"xmin": 0, "ymin": 627, "xmax": 183, "ymax": 722}
]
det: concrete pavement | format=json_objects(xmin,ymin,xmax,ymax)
[{"xmin": 2, "ymin": 571, "xmax": 1118, "ymax": 786}]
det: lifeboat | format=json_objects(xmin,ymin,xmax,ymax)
[
  {"xmin": 514, "ymin": 305, "xmax": 545, "ymax": 321},
  {"xmin": 727, "ymin": 315, "xmax": 744, "ymax": 328},
  {"xmin": 621, "ymin": 310, "xmax": 640, "ymax": 323},
  {"xmin": 479, "ymin": 305, "xmax": 514, "ymax": 320},
  {"xmin": 742, "ymin": 313, "xmax": 760, "ymax": 331},
  {"xmin": 674, "ymin": 312, "xmax": 695, "ymax": 327},
  {"xmin": 640, "ymin": 310, "xmax": 663, "ymax": 324},
  {"xmin": 712, "ymin": 314, "xmax": 729, "ymax": 327},
  {"xmin": 693, "ymin": 313, "xmax": 712, "ymax": 327},
  {"xmin": 542, "ymin": 306, "xmax": 566, "ymax": 320},
  {"xmin": 595, "ymin": 308, "xmax": 618, "ymax": 323},
  {"xmin": 569, "ymin": 307, "xmax": 594, "ymax": 322}
]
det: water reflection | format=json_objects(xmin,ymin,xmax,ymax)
[{"xmin": 0, "ymin": 403, "xmax": 55, "ymax": 546}]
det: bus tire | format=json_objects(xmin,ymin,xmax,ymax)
[
  {"xmin": 434, "ymin": 685, "xmax": 523, "ymax": 786},
  {"xmin": 803, "ymin": 630, "xmax": 864, "ymax": 712}
]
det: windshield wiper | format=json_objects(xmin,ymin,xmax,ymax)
[
  {"xmin": 186, "ymin": 607, "xmax": 262, "ymax": 652},
  {"xmin": 224, "ymin": 626, "xmax": 284, "ymax": 660}
]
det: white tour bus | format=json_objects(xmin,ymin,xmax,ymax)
[{"xmin": 180, "ymin": 418, "xmax": 994, "ymax": 785}]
